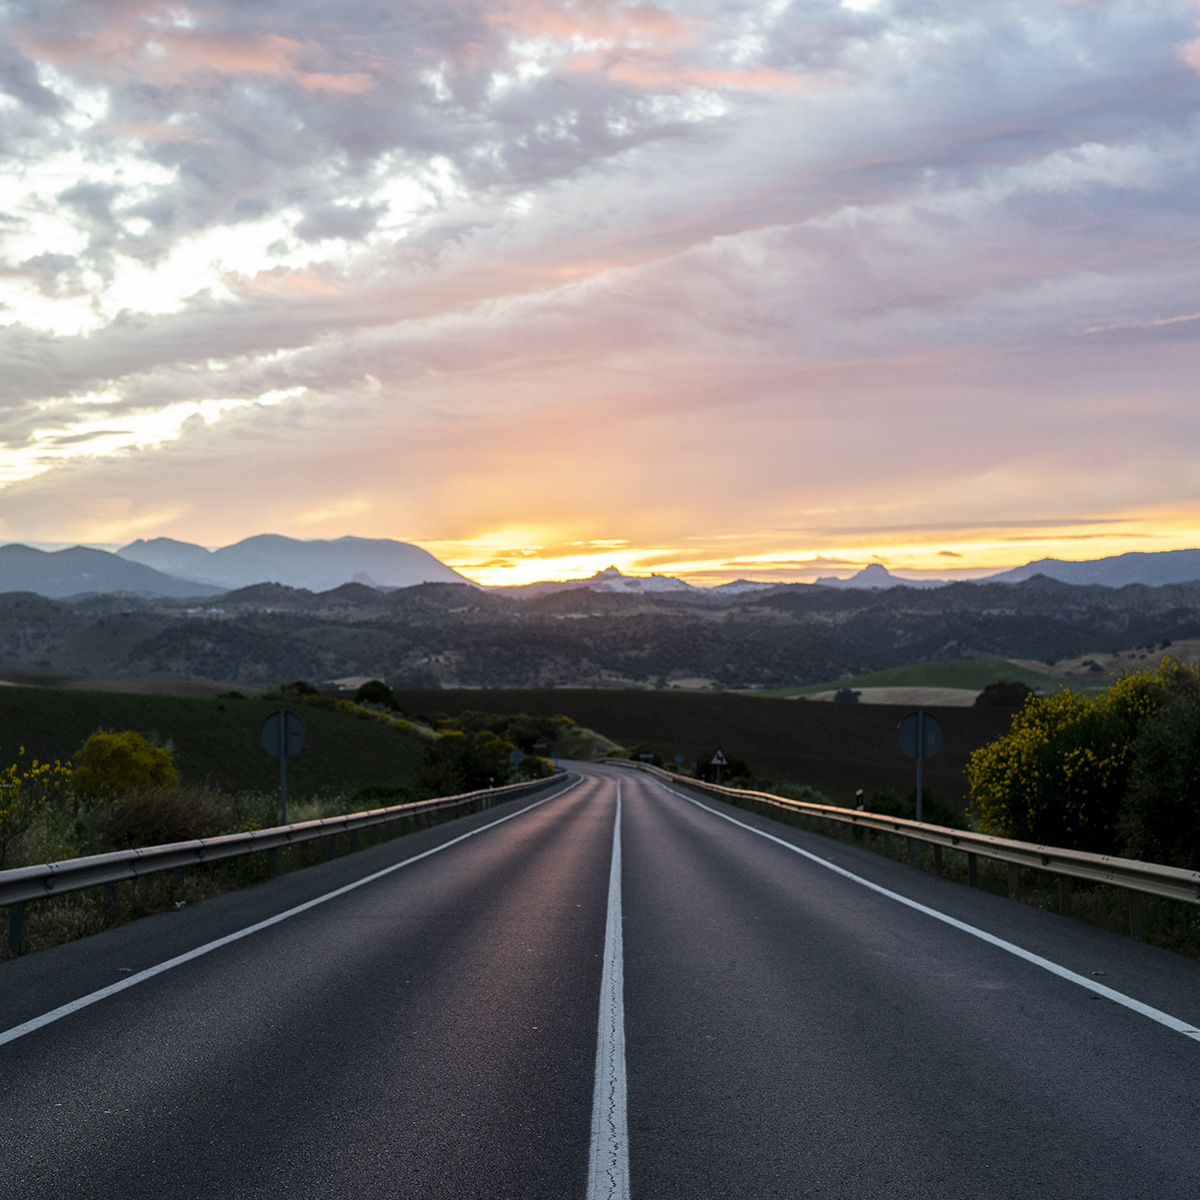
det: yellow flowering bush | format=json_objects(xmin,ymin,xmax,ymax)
[
  {"xmin": 0, "ymin": 750, "xmax": 72, "ymax": 868},
  {"xmin": 967, "ymin": 661, "xmax": 1190, "ymax": 853},
  {"xmin": 72, "ymin": 730, "xmax": 180, "ymax": 800}
]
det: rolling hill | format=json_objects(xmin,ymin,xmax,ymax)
[{"xmin": 0, "ymin": 686, "xmax": 426, "ymax": 796}]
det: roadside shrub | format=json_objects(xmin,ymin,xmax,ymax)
[
  {"xmin": 279, "ymin": 680, "xmax": 318, "ymax": 696},
  {"xmin": 72, "ymin": 731, "xmax": 180, "ymax": 800},
  {"xmin": 967, "ymin": 660, "xmax": 1200, "ymax": 853},
  {"xmin": 100, "ymin": 785, "xmax": 221, "ymax": 849},
  {"xmin": 1120, "ymin": 696, "xmax": 1200, "ymax": 870},
  {"xmin": 0, "ymin": 750, "xmax": 72, "ymax": 868},
  {"xmin": 866, "ymin": 786, "xmax": 967, "ymax": 830},
  {"xmin": 758, "ymin": 781, "xmax": 832, "ymax": 806},
  {"xmin": 414, "ymin": 730, "xmax": 515, "ymax": 795}
]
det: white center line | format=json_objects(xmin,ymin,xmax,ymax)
[
  {"xmin": 658, "ymin": 780, "xmax": 1200, "ymax": 1044},
  {"xmin": 0, "ymin": 778, "xmax": 582, "ymax": 1048},
  {"xmin": 587, "ymin": 781, "xmax": 630, "ymax": 1200}
]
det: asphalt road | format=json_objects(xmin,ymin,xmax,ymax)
[{"xmin": 3, "ymin": 764, "xmax": 1200, "ymax": 1198}]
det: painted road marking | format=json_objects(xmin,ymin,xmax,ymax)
[
  {"xmin": 0, "ymin": 778, "xmax": 583, "ymax": 1048},
  {"xmin": 587, "ymin": 781, "xmax": 630, "ymax": 1200},
  {"xmin": 658, "ymin": 781, "xmax": 1200, "ymax": 1044}
]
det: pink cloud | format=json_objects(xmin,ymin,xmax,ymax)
[
  {"xmin": 490, "ymin": 3, "xmax": 700, "ymax": 46},
  {"xmin": 15, "ymin": 24, "xmax": 374, "ymax": 93},
  {"xmin": 603, "ymin": 61, "xmax": 803, "ymax": 91},
  {"xmin": 103, "ymin": 119, "xmax": 213, "ymax": 143},
  {"xmin": 492, "ymin": 1, "xmax": 802, "ymax": 92},
  {"xmin": 1179, "ymin": 37, "xmax": 1200, "ymax": 71}
]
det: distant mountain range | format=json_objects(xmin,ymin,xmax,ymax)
[
  {"xmin": 0, "ymin": 544, "xmax": 225, "ymax": 600},
  {"xmin": 982, "ymin": 548, "xmax": 1200, "ymax": 588},
  {"xmin": 118, "ymin": 535, "xmax": 470, "ymax": 592},
  {"xmin": 1, "ymin": 538, "xmax": 1199, "ymax": 601},
  {"xmin": 492, "ymin": 566, "xmax": 778, "ymax": 598},
  {"xmin": 0, "ymin": 536, "xmax": 469, "ymax": 598}
]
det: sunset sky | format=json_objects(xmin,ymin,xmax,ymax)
[{"xmin": 1, "ymin": 0, "xmax": 1199, "ymax": 586}]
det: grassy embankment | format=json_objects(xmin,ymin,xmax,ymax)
[{"xmin": 0, "ymin": 685, "xmax": 426, "ymax": 798}]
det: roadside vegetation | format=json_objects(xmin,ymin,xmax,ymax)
[
  {"xmin": 0, "ymin": 681, "xmax": 614, "ymax": 960},
  {"xmin": 967, "ymin": 659, "xmax": 1200, "ymax": 869}
]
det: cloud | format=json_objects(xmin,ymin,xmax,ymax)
[{"xmin": 0, "ymin": 0, "xmax": 1197, "ymax": 578}]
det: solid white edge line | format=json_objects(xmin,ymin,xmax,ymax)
[
  {"xmin": 655, "ymin": 781, "xmax": 1200, "ymax": 1044},
  {"xmin": 0, "ymin": 777, "xmax": 584, "ymax": 1048},
  {"xmin": 587, "ymin": 781, "xmax": 630, "ymax": 1200}
]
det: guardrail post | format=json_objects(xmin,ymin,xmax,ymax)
[
  {"xmin": 349, "ymin": 829, "xmax": 358, "ymax": 853},
  {"xmin": 1008, "ymin": 863, "xmax": 1020, "ymax": 900},
  {"xmin": 1128, "ymin": 890, "xmax": 1145, "ymax": 941},
  {"xmin": 103, "ymin": 881, "xmax": 117, "ymax": 921},
  {"xmin": 967, "ymin": 852, "xmax": 978, "ymax": 888},
  {"xmin": 386, "ymin": 820, "xmax": 394, "ymax": 840},
  {"xmin": 933, "ymin": 844, "xmax": 943, "ymax": 876},
  {"xmin": 1058, "ymin": 877, "xmax": 1072, "ymax": 916},
  {"xmin": 907, "ymin": 837, "xmax": 920, "ymax": 867},
  {"xmin": 8, "ymin": 901, "xmax": 24, "ymax": 956}
]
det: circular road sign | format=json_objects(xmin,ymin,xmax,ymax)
[
  {"xmin": 261, "ymin": 710, "xmax": 306, "ymax": 759},
  {"xmin": 674, "ymin": 753, "xmax": 685, "ymax": 764},
  {"xmin": 509, "ymin": 748, "xmax": 525, "ymax": 765},
  {"xmin": 897, "ymin": 711, "xmax": 943, "ymax": 761}
]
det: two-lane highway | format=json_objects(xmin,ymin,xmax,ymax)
[{"xmin": 3, "ymin": 764, "xmax": 1200, "ymax": 1198}]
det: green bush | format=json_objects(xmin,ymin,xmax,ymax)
[
  {"xmin": 866, "ymin": 786, "xmax": 968, "ymax": 829},
  {"xmin": 355, "ymin": 679, "xmax": 399, "ymax": 710},
  {"xmin": 1121, "ymin": 696, "xmax": 1200, "ymax": 870},
  {"xmin": 967, "ymin": 660, "xmax": 1200, "ymax": 853},
  {"xmin": 414, "ymin": 730, "xmax": 515, "ymax": 796},
  {"xmin": 73, "ymin": 730, "xmax": 181, "ymax": 800}
]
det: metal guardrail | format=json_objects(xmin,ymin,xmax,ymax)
[
  {"xmin": 1, "ymin": 773, "xmax": 570, "ymax": 955},
  {"xmin": 609, "ymin": 759, "xmax": 1200, "ymax": 937}
]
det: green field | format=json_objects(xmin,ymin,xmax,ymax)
[
  {"xmin": 751, "ymin": 659, "xmax": 1066, "ymax": 698},
  {"xmin": 0, "ymin": 687, "xmax": 425, "ymax": 797}
]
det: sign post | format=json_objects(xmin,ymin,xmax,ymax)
[
  {"xmin": 896, "ymin": 711, "xmax": 943, "ymax": 822},
  {"xmin": 261, "ymin": 710, "xmax": 306, "ymax": 824},
  {"xmin": 509, "ymin": 747, "xmax": 525, "ymax": 781},
  {"xmin": 710, "ymin": 748, "xmax": 728, "ymax": 785}
]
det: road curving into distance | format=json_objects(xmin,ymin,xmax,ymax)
[{"xmin": 3, "ymin": 764, "xmax": 1200, "ymax": 1199}]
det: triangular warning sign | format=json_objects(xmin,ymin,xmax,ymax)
[{"xmin": 710, "ymin": 749, "xmax": 728, "ymax": 766}]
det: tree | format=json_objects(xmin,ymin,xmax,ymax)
[
  {"xmin": 974, "ymin": 680, "xmax": 1034, "ymax": 708},
  {"xmin": 355, "ymin": 679, "xmax": 399, "ymax": 710},
  {"xmin": 73, "ymin": 731, "xmax": 181, "ymax": 800}
]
